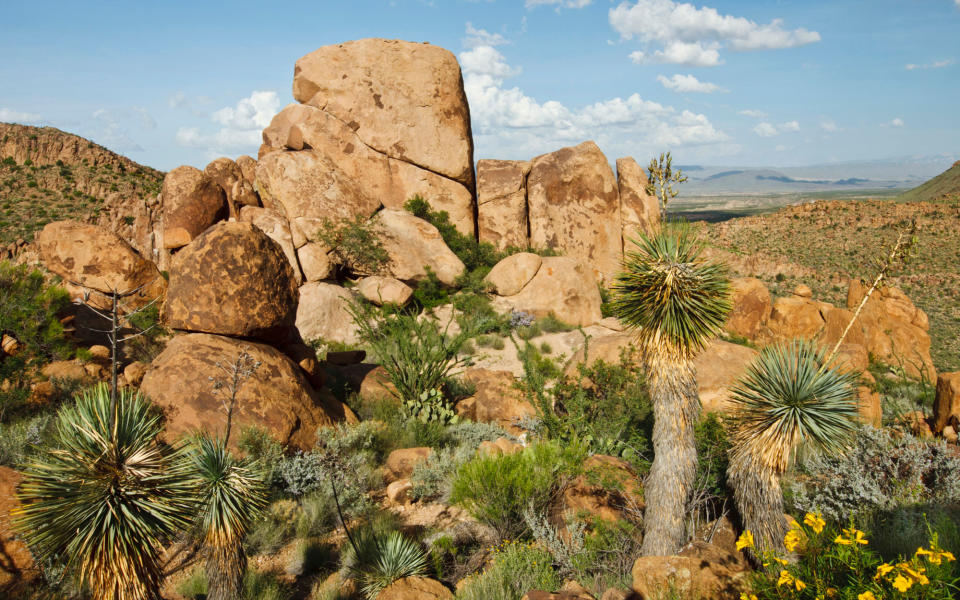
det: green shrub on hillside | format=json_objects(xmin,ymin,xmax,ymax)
[
  {"xmin": 454, "ymin": 540, "xmax": 561, "ymax": 600},
  {"xmin": 315, "ymin": 215, "xmax": 390, "ymax": 276}
]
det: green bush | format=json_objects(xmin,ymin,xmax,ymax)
[
  {"xmin": 342, "ymin": 528, "xmax": 429, "ymax": 599},
  {"xmin": 450, "ymin": 441, "xmax": 584, "ymax": 539},
  {"xmin": 455, "ymin": 540, "xmax": 561, "ymax": 600},
  {"xmin": 315, "ymin": 215, "xmax": 389, "ymax": 276},
  {"xmin": 404, "ymin": 196, "xmax": 502, "ymax": 272}
]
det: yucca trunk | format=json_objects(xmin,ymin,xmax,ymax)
[
  {"xmin": 728, "ymin": 447, "xmax": 787, "ymax": 554},
  {"xmin": 206, "ymin": 542, "xmax": 245, "ymax": 600},
  {"xmin": 640, "ymin": 351, "xmax": 700, "ymax": 556}
]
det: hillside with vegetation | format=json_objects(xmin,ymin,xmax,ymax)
[
  {"xmin": 0, "ymin": 123, "xmax": 163, "ymax": 247},
  {"xmin": 897, "ymin": 160, "xmax": 960, "ymax": 204}
]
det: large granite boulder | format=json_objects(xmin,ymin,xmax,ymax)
[
  {"xmin": 292, "ymin": 38, "xmax": 475, "ymax": 190},
  {"xmin": 239, "ymin": 206, "xmax": 303, "ymax": 285},
  {"xmin": 693, "ymin": 340, "xmax": 759, "ymax": 414},
  {"xmin": 37, "ymin": 220, "xmax": 165, "ymax": 309},
  {"xmin": 527, "ymin": 141, "xmax": 622, "ymax": 282},
  {"xmin": 372, "ymin": 209, "xmax": 465, "ymax": 286},
  {"xmin": 160, "ymin": 165, "xmax": 226, "ymax": 249},
  {"xmin": 768, "ymin": 296, "xmax": 826, "ymax": 340},
  {"xmin": 725, "ymin": 277, "xmax": 771, "ymax": 340},
  {"xmin": 458, "ymin": 368, "xmax": 535, "ymax": 435},
  {"xmin": 477, "ymin": 159, "xmax": 531, "ymax": 251},
  {"xmin": 484, "ymin": 252, "xmax": 542, "ymax": 297},
  {"xmin": 141, "ymin": 333, "xmax": 355, "ymax": 450},
  {"xmin": 296, "ymin": 281, "xmax": 360, "ymax": 345},
  {"xmin": 204, "ymin": 157, "xmax": 258, "ymax": 219},
  {"xmin": 933, "ymin": 372, "xmax": 960, "ymax": 434},
  {"xmin": 356, "ymin": 276, "xmax": 413, "ymax": 307},
  {"xmin": 616, "ymin": 156, "xmax": 660, "ymax": 246},
  {"xmin": 497, "ymin": 256, "xmax": 602, "ymax": 327},
  {"xmin": 163, "ymin": 222, "xmax": 298, "ymax": 342}
]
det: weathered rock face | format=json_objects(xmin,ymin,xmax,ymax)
[
  {"xmin": 235, "ymin": 155, "xmax": 257, "ymax": 186},
  {"xmin": 296, "ymin": 281, "xmax": 359, "ymax": 344},
  {"xmin": 262, "ymin": 104, "xmax": 474, "ymax": 235},
  {"xmin": 933, "ymin": 372, "xmax": 960, "ymax": 434},
  {"xmin": 631, "ymin": 541, "xmax": 748, "ymax": 600},
  {"xmin": 357, "ymin": 276, "xmax": 413, "ymax": 307},
  {"xmin": 694, "ymin": 340, "xmax": 759, "ymax": 414},
  {"xmin": 616, "ymin": 156, "xmax": 660, "ymax": 246},
  {"xmin": 255, "ymin": 150, "xmax": 381, "ymax": 240},
  {"xmin": 297, "ymin": 242, "xmax": 335, "ymax": 282},
  {"xmin": 477, "ymin": 159, "xmax": 531, "ymax": 251},
  {"xmin": 768, "ymin": 296, "xmax": 825, "ymax": 340},
  {"xmin": 498, "ymin": 256, "xmax": 602, "ymax": 327},
  {"xmin": 160, "ymin": 165, "xmax": 226, "ymax": 249},
  {"xmin": 0, "ymin": 466, "xmax": 36, "ymax": 590},
  {"xmin": 458, "ymin": 368, "xmax": 535, "ymax": 435},
  {"xmin": 384, "ymin": 447, "xmax": 432, "ymax": 483},
  {"xmin": 484, "ymin": 253, "xmax": 542, "ymax": 297},
  {"xmin": 527, "ymin": 141, "xmax": 622, "ymax": 282},
  {"xmin": 205, "ymin": 157, "xmax": 259, "ymax": 218},
  {"xmin": 373, "ymin": 209, "xmax": 466, "ymax": 286},
  {"xmin": 163, "ymin": 222, "xmax": 299, "ymax": 342},
  {"xmin": 558, "ymin": 455, "xmax": 644, "ymax": 526},
  {"xmin": 379, "ymin": 576, "xmax": 453, "ymax": 600},
  {"xmin": 37, "ymin": 221, "xmax": 166, "ymax": 309},
  {"xmin": 141, "ymin": 333, "xmax": 354, "ymax": 450},
  {"xmin": 725, "ymin": 277, "xmax": 771, "ymax": 340},
  {"xmin": 239, "ymin": 206, "xmax": 303, "ymax": 285},
  {"xmin": 292, "ymin": 38, "xmax": 475, "ymax": 190}
]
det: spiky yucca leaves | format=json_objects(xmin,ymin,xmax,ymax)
[
  {"xmin": 611, "ymin": 222, "xmax": 731, "ymax": 556},
  {"xmin": 727, "ymin": 340, "xmax": 859, "ymax": 553},
  {"xmin": 342, "ymin": 529, "xmax": 429, "ymax": 599},
  {"xmin": 190, "ymin": 435, "xmax": 269, "ymax": 600},
  {"xmin": 15, "ymin": 384, "xmax": 196, "ymax": 600}
]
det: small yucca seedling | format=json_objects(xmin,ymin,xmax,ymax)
[
  {"xmin": 15, "ymin": 384, "xmax": 196, "ymax": 600},
  {"xmin": 341, "ymin": 529, "xmax": 429, "ymax": 599},
  {"xmin": 611, "ymin": 221, "xmax": 731, "ymax": 556},
  {"xmin": 190, "ymin": 434, "xmax": 269, "ymax": 600},
  {"xmin": 727, "ymin": 340, "xmax": 859, "ymax": 553}
]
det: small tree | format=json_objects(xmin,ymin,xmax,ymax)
[{"xmin": 645, "ymin": 152, "xmax": 688, "ymax": 220}]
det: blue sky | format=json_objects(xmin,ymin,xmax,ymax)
[{"xmin": 1, "ymin": 0, "xmax": 958, "ymax": 171}]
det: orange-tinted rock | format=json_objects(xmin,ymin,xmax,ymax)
[
  {"xmin": 160, "ymin": 166, "xmax": 225, "ymax": 249},
  {"xmin": 163, "ymin": 222, "xmax": 298, "ymax": 342},
  {"xmin": 356, "ymin": 276, "xmax": 413, "ymax": 307},
  {"xmin": 725, "ymin": 277, "xmax": 771, "ymax": 340},
  {"xmin": 141, "ymin": 333, "xmax": 354, "ymax": 450},
  {"xmin": 527, "ymin": 141, "xmax": 622, "ymax": 283},
  {"xmin": 499, "ymin": 256, "xmax": 603, "ymax": 327},
  {"xmin": 239, "ymin": 206, "xmax": 303, "ymax": 285},
  {"xmin": 459, "ymin": 368, "xmax": 535, "ymax": 435},
  {"xmin": 694, "ymin": 340, "xmax": 759, "ymax": 414},
  {"xmin": 292, "ymin": 39, "xmax": 475, "ymax": 190},
  {"xmin": 477, "ymin": 159, "xmax": 531, "ymax": 251},
  {"xmin": 485, "ymin": 252, "xmax": 542, "ymax": 297},
  {"xmin": 819, "ymin": 306, "xmax": 868, "ymax": 349},
  {"xmin": 558, "ymin": 455, "xmax": 644, "ymax": 526},
  {"xmin": 0, "ymin": 466, "xmax": 37, "ymax": 590},
  {"xmin": 616, "ymin": 156, "xmax": 660, "ymax": 246},
  {"xmin": 631, "ymin": 541, "xmax": 747, "ymax": 599},
  {"xmin": 933, "ymin": 372, "xmax": 960, "ymax": 434},
  {"xmin": 379, "ymin": 576, "xmax": 453, "ymax": 600},
  {"xmin": 373, "ymin": 209, "xmax": 465, "ymax": 286},
  {"xmin": 37, "ymin": 220, "xmax": 165, "ymax": 309},
  {"xmin": 295, "ymin": 282, "xmax": 359, "ymax": 345},
  {"xmin": 384, "ymin": 447, "xmax": 432, "ymax": 483},
  {"xmin": 768, "ymin": 296, "xmax": 825, "ymax": 340},
  {"xmin": 857, "ymin": 386, "xmax": 882, "ymax": 427},
  {"xmin": 204, "ymin": 157, "xmax": 258, "ymax": 218}
]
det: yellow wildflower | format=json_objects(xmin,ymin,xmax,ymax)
[
  {"xmin": 763, "ymin": 556, "xmax": 789, "ymax": 566},
  {"xmin": 736, "ymin": 530, "xmax": 754, "ymax": 551},
  {"xmin": 892, "ymin": 574, "xmax": 912, "ymax": 592},
  {"xmin": 857, "ymin": 592, "xmax": 877, "ymax": 600},
  {"xmin": 787, "ymin": 515, "xmax": 802, "ymax": 530},
  {"xmin": 836, "ymin": 527, "xmax": 868, "ymax": 546},
  {"xmin": 777, "ymin": 570, "xmax": 793, "ymax": 588},
  {"xmin": 794, "ymin": 579, "xmax": 807, "ymax": 592},
  {"xmin": 826, "ymin": 588, "xmax": 837, "ymax": 597},
  {"xmin": 803, "ymin": 512, "xmax": 826, "ymax": 534},
  {"xmin": 739, "ymin": 594, "xmax": 758, "ymax": 600},
  {"xmin": 916, "ymin": 545, "xmax": 957, "ymax": 565},
  {"xmin": 874, "ymin": 563, "xmax": 894, "ymax": 579},
  {"xmin": 784, "ymin": 529, "xmax": 802, "ymax": 552}
]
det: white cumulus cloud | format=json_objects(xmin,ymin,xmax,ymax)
[
  {"xmin": 464, "ymin": 23, "xmax": 509, "ymax": 49},
  {"xmin": 780, "ymin": 120, "xmax": 800, "ymax": 132},
  {"xmin": 820, "ymin": 120, "xmax": 838, "ymax": 132},
  {"xmin": 176, "ymin": 90, "xmax": 280, "ymax": 156},
  {"xmin": 885, "ymin": 118, "xmax": 905, "ymax": 128},
  {"xmin": 905, "ymin": 59, "xmax": 953, "ymax": 70},
  {"xmin": 610, "ymin": 0, "xmax": 820, "ymax": 65},
  {"xmin": 0, "ymin": 108, "xmax": 42, "ymax": 123},
  {"xmin": 657, "ymin": 73, "xmax": 725, "ymax": 93},
  {"xmin": 526, "ymin": 0, "xmax": 593, "ymax": 8},
  {"xmin": 738, "ymin": 109, "xmax": 766, "ymax": 119},
  {"xmin": 752, "ymin": 122, "xmax": 778, "ymax": 137}
]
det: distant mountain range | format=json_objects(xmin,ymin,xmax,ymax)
[{"xmin": 676, "ymin": 155, "xmax": 957, "ymax": 196}]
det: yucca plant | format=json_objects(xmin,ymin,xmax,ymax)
[
  {"xmin": 611, "ymin": 221, "xmax": 731, "ymax": 556},
  {"xmin": 341, "ymin": 529, "xmax": 429, "ymax": 599},
  {"xmin": 15, "ymin": 383, "xmax": 197, "ymax": 600},
  {"xmin": 190, "ymin": 434, "xmax": 269, "ymax": 600},
  {"xmin": 726, "ymin": 339, "xmax": 859, "ymax": 553}
]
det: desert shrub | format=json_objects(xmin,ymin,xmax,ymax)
[
  {"xmin": 450, "ymin": 441, "xmax": 584, "ymax": 539},
  {"xmin": 0, "ymin": 413, "xmax": 53, "ymax": 466},
  {"xmin": 286, "ymin": 539, "xmax": 336, "ymax": 578},
  {"xmin": 315, "ymin": 215, "xmax": 389, "ymax": 276},
  {"xmin": 447, "ymin": 421, "xmax": 510, "ymax": 449},
  {"xmin": 242, "ymin": 569, "xmax": 291, "ymax": 600},
  {"xmin": 237, "ymin": 425, "xmax": 285, "ymax": 488},
  {"xmin": 455, "ymin": 540, "xmax": 561, "ymax": 600},
  {"xmin": 246, "ymin": 500, "xmax": 297, "ymax": 555},
  {"xmin": 426, "ymin": 525, "xmax": 492, "ymax": 586},
  {"xmin": 573, "ymin": 518, "xmax": 644, "ymax": 592},
  {"xmin": 411, "ymin": 267, "xmax": 450, "ymax": 309},
  {"xmin": 788, "ymin": 426, "xmax": 960, "ymax": 523},
  {"xmin": 404, "ymin": 195, "xmax": 502, "ymax": 272},
  {"xmin": 742, "ymin": 513, "xmax": 960, "ymax": 600},
  {"xmin": 342, "ymin": 528, "xmax": 429, "ymax": 599},
  {"xmin": 866, "ymin": 506, "xmax": 960, "ymax": 561},
  {"xmin": 177, "ymin": 568, "xmax": 209, "ymax": 598},
  {"xmin": 411, "ymin": 444, "xmax": 475, "ymax": 502},
  {"xmin": 688, "ymin": 412, "xmax": 731, "ymax": 530}
]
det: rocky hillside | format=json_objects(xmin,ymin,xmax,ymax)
[
  {"xmin": 897, "ymin": 160, "xmax": 960, "ymax": 204},
  {"xmin": 704, "ymin": 197, "xmax": 960, "ymax": 372},
  {"xmin": 0, "ymin": 123, "xmax": 163, "ymax": 255}
]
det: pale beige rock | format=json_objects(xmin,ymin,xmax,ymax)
[
  {"xmin": 37, "ymin": 221, "xmax": 165, "ymax": 310},
  {"xmin": 235, "ymin": 155, "xmax": 257, "ymax": 187},
  {"xmin": 42, "ymin": 360, "xmax": 87, "ymax": 382},
  {"xmin": 163, "ymin": 222, "xmax": 299, "ymax": 342},
  {"xmin": 477, "ymin": 159, "xmax": 531, "ymax": 251},
  {"xmin": 204, "ymin": 157, "xmax": 258, "ymax": 218},
  {"xmin": 255, "ymin": 150, "xmax": 381, "ymax": 239},
  {"xmin": 123, "ymin": 361, "xmax": 147, "ymax": 387},
  {"xmin": 384, "ymin": 447, "xmax": 432, "ymax": 483},
  {"xmin": 0, "ymin": 334, "xmax": 19, "ymax": 357},
  {"xmin": 141, "ymin": 333, "xmax": 355, "ymax": 450},
  {"xmin": 694, "ymin": 340, "xmax": 759, "ymax": 414},
  {"xmin": 527, "ymin": 141, "xmax": 622, "ymax": 282},
  {"xmin": 296, "ymin": 281, "xmax": 359, "ymax": 345},
  {"xmin": 792, "ymin": 284, "xmax": 813, "ymax": 298},
  {"xmin": 499, "ymin": 256, "xmax": 602, "ymax": 327},
  {"xmin": 262, "ymin": 104, "xmax": 474, "ymax": 235},
  {"xmin": 379, "ymin": 576, "xmax": 453, "ymax": 600},
  {"xmin": 240, "ymin": 206, "xmax": 303, "ymax": 285},
  {"xmin": 616, "ymin": 156, "xmax": 660, "ymax": 246},
  {"xmin": 631, "ymin": 541, "xmax": 748, "ymax": 600},
  {"xmin": 297, "ymin": 242, "xmax": 334, "ymax": 282},
  {"xmin": 357, "ymin": 276, "xmax": 413, "ymax": 306},
  {"xmin": 372, "ymin": 209, "xmax": 465, "ymax": 286},
  {"xmin": 484, "ymin": 252, "xmax": 542, "ymax": 297},
  {"xmin": 386, "ymin": 479, "xmax": 413, "ymax": 504},
  {"xmin": 725, "ymin": 277, "xmax": 771, "ymax": 340},
  {"xmin": 292, "ymin": 39, "xmax": 474, "ymax": 189},
  {"xmin": 160, "ymin": 166, "xmax": 225, "ymax": 249},
  {"xmin": 459, "ymin": 368, "xmax": 535, "ymax": 435},
  {"xmin": 88, "ymin": 345, "xmax": 110, "ymax": 361},
  {"xmin": 478, "ymin": 437, "xmax": 523, "ymax": 457}
]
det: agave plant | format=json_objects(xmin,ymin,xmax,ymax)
[
  {"xmin": 611, "ymin": 221, "xmax": 731, "ymax": 556},
  {"xmin": 15, "ymin": 383, "xmax": 196, "ymax": 600},
  {"xmin": 341, "ymin": 529, "xmax": 429, "ymax": 599},
  {"xmin": 189, "ymin": 434, "xmax": 269, "ymax": 600},
  {"xmin": 726, "ymin": 339, "xmax": 859, "ymax": 553}
]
